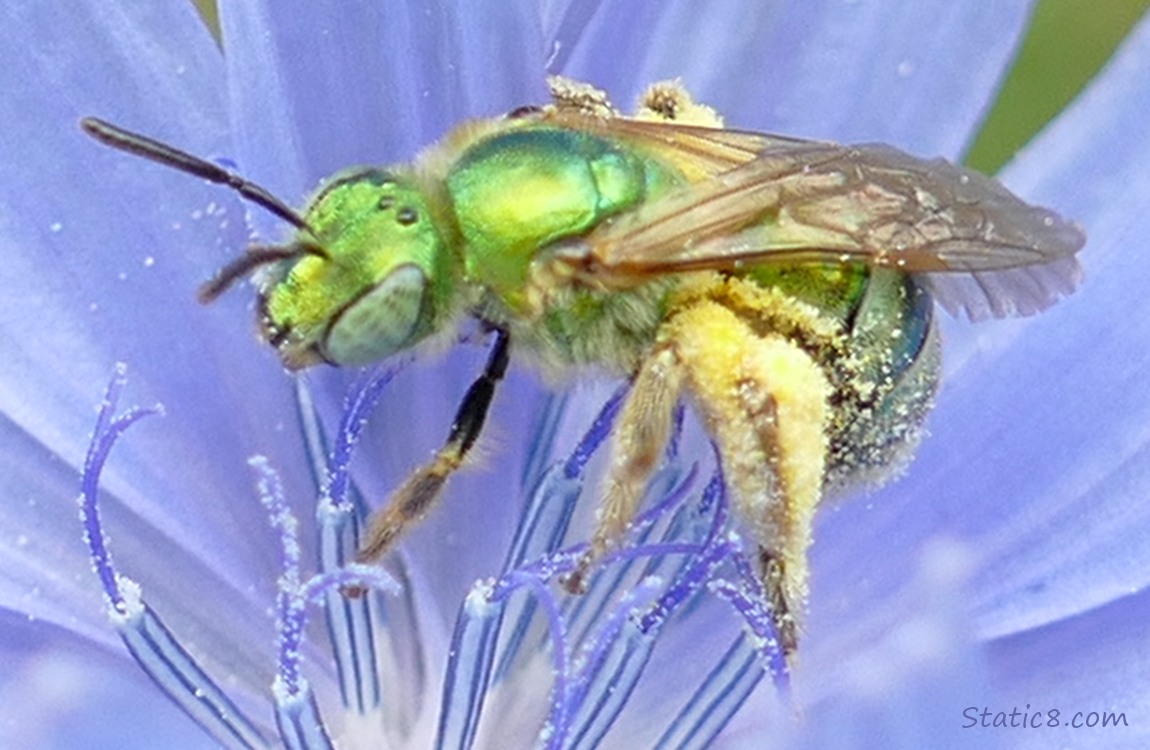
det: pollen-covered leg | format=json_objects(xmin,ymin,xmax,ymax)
[
  {"xmin": 634, "ymin": 80, "xmax": 724, "ymax": 127},
  {"xmin": 564, "ymin": 346, "xmax": 683, "ymax": 593},
  {"xmin": 666, "ymin": 299, "xmax": 831, "ymax": 654},
  {"xmin": 355, "ymin": 330, "xmax": 510, "ymax": 567}
]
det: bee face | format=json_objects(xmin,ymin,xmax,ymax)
[{"xmin": 260, "ymin": 170, "xmax": 453, "ymax": 368}]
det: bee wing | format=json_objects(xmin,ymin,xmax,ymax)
[
  {"xmin": 545, "ymin": 109, "xmax": 808, "ymax": 178},
  {"xmin": 922, "ymin": 259, "xmax": 1083, "ymax": 320},
  {"xmin": 544, "ymin": 117, "xmax": 1085, "ymax": 319}
]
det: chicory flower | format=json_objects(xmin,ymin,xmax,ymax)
[{"xmin": 2, "ymin": 2, "xmax": 1149, "ymax": 748}]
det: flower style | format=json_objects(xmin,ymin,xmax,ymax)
[{"xmin": 3, "ymin": 2, "xmax": 1150, "ymax": 749}]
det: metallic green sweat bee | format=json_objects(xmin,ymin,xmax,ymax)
[{"xmin": 83, "ymin": 78, "xmax": 1084, "ymax": 657}]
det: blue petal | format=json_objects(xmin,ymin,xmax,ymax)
[
  {"xmin": 986, "ymin": 584, "xmax": 1150, "ymax": 748},
  {"xmin": 215, "ymin": 1, "xmax": 563, "ymax": 608},
  {"xmin": 0, "ymin": 611, "xmax": 220, "ymax": 750},
  {"xmin": 0, "ymin": 0, "xmax": 315, "ymax": 656},
  {"xmin": 0, "ymin": 1, "xmax": 347, "ymax": 723},
  {"xmin": 557, "ymin": 0, "xmax": 1035, "ymax": 155},
  {"xmin": 814, "ymin": 4, "xmax": 1150, "ymax": 703},
  {"xmin": 951, "ymin": 10, "xmax": 1150, "ymax": 636},
  {"xmin": 5, "ymin": 1, "xmax": 1143, "ymax": 747},
  {"xmin": 218, "ymin": 0, "xmax": 549, "ymax": 209}
]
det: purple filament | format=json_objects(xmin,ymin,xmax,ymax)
[
  {"xmin": 562, "ymin": 383, "xmax": 628, "ymax": 479},
  {"xmin": 325, "ymin": 362, "xmax": 404, "ymax": 510},
  {"xmin": 78, "ymin": 364, "xmax": 161, "ymax": 611},
  {"xmin": 249, "ymin": 456, "xmax": 307, "ymax": 698}
]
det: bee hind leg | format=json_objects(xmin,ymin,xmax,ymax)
[
  {"xmin": 563, "ymin": 345, "xmax": 684, "ymax": 594},
  {"xmin": 664, "ymin": 298, "xmax": 831, "ymax": 656}
]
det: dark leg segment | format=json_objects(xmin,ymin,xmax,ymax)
[
  {"xmin": 759, "ymin": 549, "xmax": 798, "ymax": 656},
  {"xmin": 355, "ymin": 329, "xmax": 510, "ymax": 565}
]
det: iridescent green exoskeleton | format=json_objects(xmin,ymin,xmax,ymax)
[{"xmin": 82, "ymin": 78, "xmax": 1084, "ymax": 658}]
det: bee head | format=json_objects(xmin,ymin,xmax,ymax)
[
  {"xmin": 199, "ymin": 169, "xmax": 457, "ymax": 370},
  {"xmin": 79, "ymin": 119, "xmax": 457, "ymax": 371},
  {"xmin": 235, "ymin": 169, "xmax": 455, "ymax": 369}
]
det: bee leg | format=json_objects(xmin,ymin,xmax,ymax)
[
  {"xmin": 665, "ymin": 299, "xmax": 830, "ymax": 656},
  {"xmin": 563, "ymin": 345, "xmax": 683, "ymax": 594},
  {"xmin": 354, "ymin": 329, "xmax": 511, "ymax": 567},
  {"xmin": 635, "ymin": 80, "xmax": 724, "ymax": 127}
]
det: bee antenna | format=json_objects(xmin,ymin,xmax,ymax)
[
  {"xmin": 81, "ymin": 117, "xmax": 315, "ymax": 235},
  {"xmin": 198, "ymin": 244, "xmax": 329, "ymax": 304}
]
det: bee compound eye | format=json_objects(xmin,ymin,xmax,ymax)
[{"xmin": 322, "ymin": 264, "xmax": 429, "ymax": 365}]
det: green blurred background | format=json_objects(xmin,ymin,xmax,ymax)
[
  {"xmin": 191, "ymin": 0, "xmax": 1148, "ymax": 173},
  {"xmin": 968, "ymin": 0, "xmax": 1150, "ymax": 172}
]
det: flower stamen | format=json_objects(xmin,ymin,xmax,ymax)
[{"xmin": 79, "ymin": 365, "xmax": 270, "ymax": 750}]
